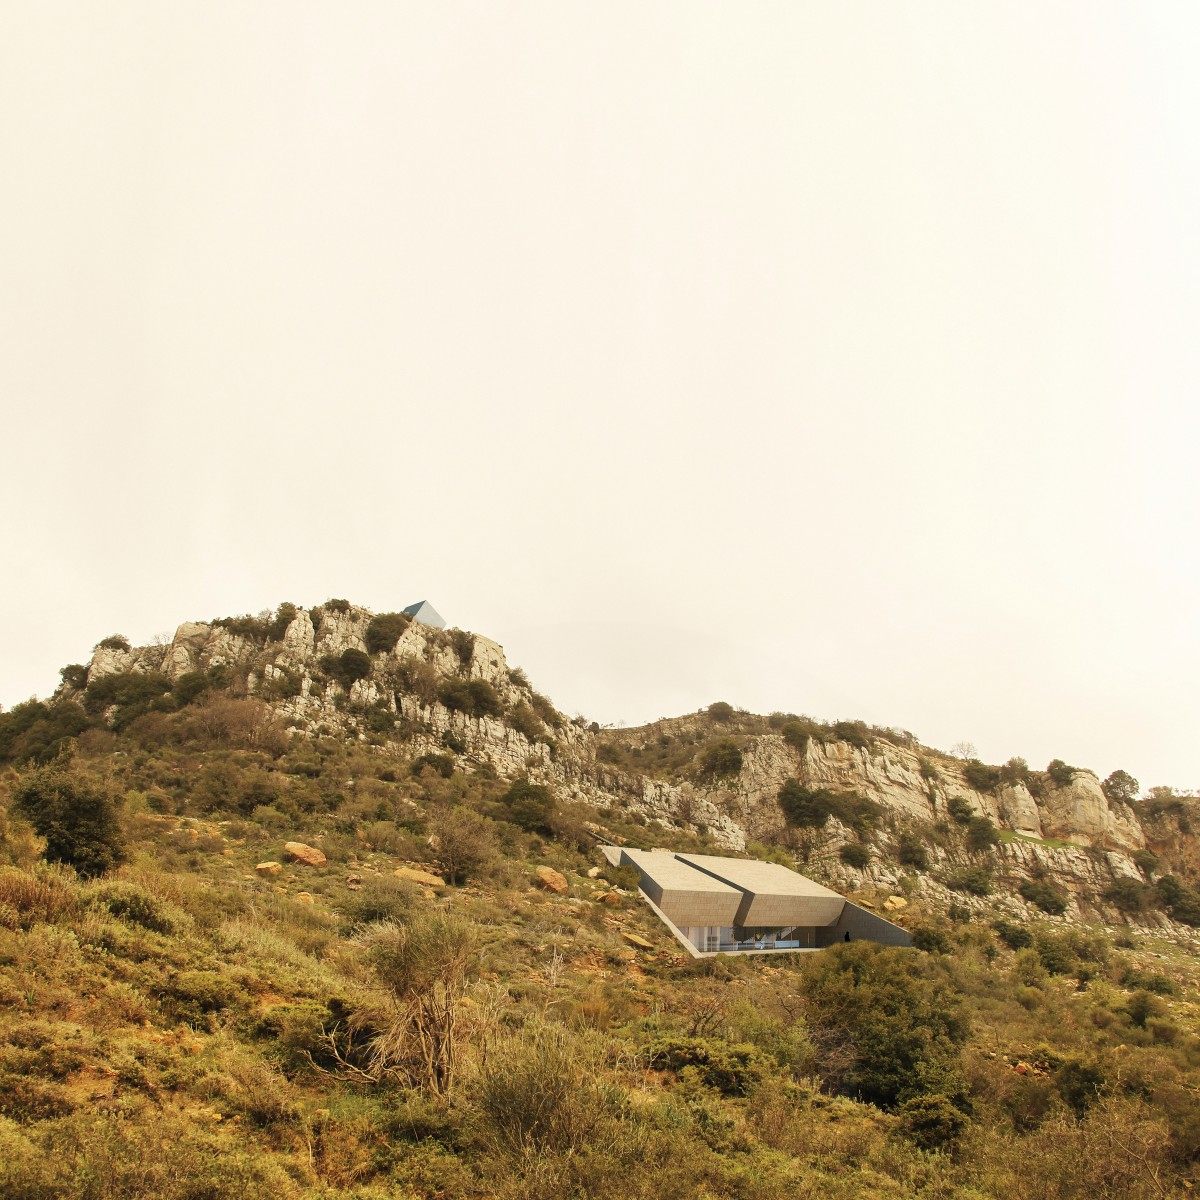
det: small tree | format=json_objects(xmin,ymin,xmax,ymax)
[
  {"xmin": 500, "ymin": 778, "xmax": 555, "ymax": 834},
  {"xmin": 427, "ymin": 807, "xmax": 498, "ymax": 884},
  {"xmin": 1101, "ymin": 769, "xmax": 1139, "ymax": 806},
  {"xmin": 698, "ymin": 739, "xmax": 743, "ymax": 780},
  {"xmin": 12, "ymin": 761, "xmax": 126, "ymax": 878}
]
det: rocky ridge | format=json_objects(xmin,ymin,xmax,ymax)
[{"xmin": 68, "ymin": 602, "xmax": 1189, "ymax": 933}]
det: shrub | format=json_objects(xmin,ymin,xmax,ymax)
[
  {"xmin": 800, "ymin": 941, "xmax": 969, "ymax": 1108},
  {"xmin": 647, "ymin": 1035, "xmax": 768, "ymax": 1096},
  {"xmin": 94, "ymin": 881, "xmax": 181, "ymax": 934},
  {"xmin": 11, "ymin": 762, "xmax": 126, "ymax": 878},
  {"xmin": 896, "ymin": 1092, "xmax": 968, "ymax": 1151},
  {"xmin": 365, "ymin": 612, "xmax": 412, "ymax": 654},
  {"xmin": 1047, "ymin": 759, "xmax": 1076, "ymax": 788},
  {"xmin": 438, "ymin": 678, "xmax": 503, "ymax": 718},
  {"xmin": 993, "ymin": 919, "xmax": 1033, "ymax": 950},
  {"xmin": 1153, "ymin": 875, "xmax": 1200, "ymax": 926},
  {"xmin": 897, "ymin": 833, "xmax": 929, "ymax": 871},
  {"xmin": 58, "ymin": 664, "xmax": 89, "ymax": 691},
  {"xmin": 944, "ymin": 865, "xmax": 992, "ymax": 896},
  {"xmin": 339, "ymin": 875, "xmax": 418, "ymax": 930},
  {"xmin": 707, "ymin": 701, "xmax": 734, "ymax": 723},
  {"xmin": 838, "ymin": 842, "xmax": 870, "ymax": 868},
  {"xmin": 447, "ymin": 629, "xmax": 475, "ymax": 666},
  {"xmin": 172, "ymin": 671, "xmax": 211, "ymax": 707},
  {"xmin": 966, "ymin": 816, "xmax": 1000, "ymax": 852},
  {"xmin": 411, "ymin": 753, "xmax": 455, "ymax": 779},
  {"xmin": 1103, "ymin": 877, "xmax": 1151, "ymax": 914},
  {"xmin": 698, "ymin": 739, "xmax": 742, "ymax": 780},
  {"xmin": 426, "ymin": 806, "xmax": 498, "ymax": 885},
  {"xmin": 265, "ymin": 602, "xmax": 298, "ymax": 641},
  {"xmin": 95, "ymin": 635, "xmax": 131, "ymax": 652},
  {"xmin": 1019, "ymin": 879, "xmax": 1068, "ymax": 915},
  {"xmin": 321, "ymin": 648, "xmax": 372, "ymax": 690},
  {"xmin": 947, "ymin": 796, "xmax": 975, "ymax": 825},
  {"xmin": 507, "ymin": 702, "xmax": 543, "ymax": 742},
  {"xmin": 1101, "ymin": 769, "xmax": 1139, "ymax": 805},
  {"xmin": 324, "ymin": 598, "xmax": 351, "ymax": 614},
  {"xmin": 999, "ymin": 757, "xmax": 1032, "ymax": 786},
  {"xmin": 529, "ymin": 692, "xmax": 562, "ymax": 730},
  {"xmin": 501, "ymin": 778, "xmax": 555, "ymax": 834},
  {"xmin": 778, "ymin": 780, "xmax": 881, "ymax": 836},
  {"xmin": 0, "ymin": 699, "xmax": 91, "ymax": 765},
  {"xmin": 963, "ymin": 760, "xmax": 1002, "ymax": 793},
  {"xmin": 780, "ymin": 721, "xmax": 813, "ymax": 756},
  {"xmin": 832, "ymin": 720, "xmax": 871, "ymax": 750},
  {"xmin": 911, "ymin": 923, "xmax": 952, "ymax": 954},
  {"xmin": 83, "ymin": 671, "xmax": 173, "ymax": 721}
]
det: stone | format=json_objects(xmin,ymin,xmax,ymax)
[
  {"xmin": 599, "ymin": 890, "xmax": 622, "ymax": 907},
  {"xmin": 255, "ymin": 861, "xmax": 282, "ymax": 877},
  {"xmin": 295, "ymin": 892, "xmax": 315, "ymax": 904},
  {"xmin": 393, "ymin": 866, "xmax": 446, "ymax": 888},
  {"xmin": 283, "ymin": 841, "xmax": 327, "ymax": 867},
  {"xmin": 622, "ymin": 931, "xmax": 655, "ymax": 950},
  {"xmin": 883, "ymin": 895, "xmax": 908, "ymax": 911},
  {"xmin": 587, "ymin": 866, "xmax": 603, "ymax": 879},
  {"xmin": 345, "ymin": 873, "xmax": 363, "ymax": 890},
  {"xmin": 535, "ymin": 866, "xmax": 569, "ymax": 895}
]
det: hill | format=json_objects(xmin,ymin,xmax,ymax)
[{"xmin": 2, "ymin": 599, "xmax": 1199, "ymax": 1198}]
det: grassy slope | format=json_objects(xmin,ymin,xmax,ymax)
[{"xmin": 1, "ymin": 696, "xmax": 1199, "ymax": 1196}]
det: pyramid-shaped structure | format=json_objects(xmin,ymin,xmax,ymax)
[{"xmin": 402, "ymin": 600, "xmax": 446, "ymax": 629}]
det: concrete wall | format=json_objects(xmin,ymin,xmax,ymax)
[{"xmin": 815, "ymin": 901, "xmax": 912, "ymax": 948}]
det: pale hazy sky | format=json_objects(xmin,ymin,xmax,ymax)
[{"xmin": 3, "ymin": 5, "xmax": 1198, "ymax": 790}]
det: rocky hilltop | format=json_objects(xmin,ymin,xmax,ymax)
[{"xmin": 38, "ymin": 600, "xmax": 1199, "ymax": 937}]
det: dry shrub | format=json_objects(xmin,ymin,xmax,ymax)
[
  {"xmin": 0, "ymin": 864, "xmax": 79, "ymax": 929},
  {"xmin": 181, "ymin": 694, "xmax": 288, "ymax": 754}
]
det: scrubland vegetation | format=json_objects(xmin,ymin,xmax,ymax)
[{"xmin": 2, "ymin": 636, "xmax": 1200, "ymax": 1197}]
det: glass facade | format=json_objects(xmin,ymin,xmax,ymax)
[{"xmin": 682, "ymin": 925, "xmax": 816, "ymax": 953}]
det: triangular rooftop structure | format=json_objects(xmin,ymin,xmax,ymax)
[
  {"xmin": 402, "ymin": 600, "xmax": 446, "ymax": 629},
  {"xmin": 601, "ymin": 846, "xmax": 911, "ymax": 956}
]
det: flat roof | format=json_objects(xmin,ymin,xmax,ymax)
[
  {"xmin": 620, "ymin": 848, "xmax": 742, "ymax": 898},
  {"xmin": 676, "ymin": 853, "xmax": 843, "ymax": 900}
]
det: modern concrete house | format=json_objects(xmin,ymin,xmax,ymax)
[
  {"xmin": 601, "ymin": 846, "xmax": 911, "ymax": 956},
  {"xmin": 402, "ymin": 600, "xmax": 446, "ymax": 629}
]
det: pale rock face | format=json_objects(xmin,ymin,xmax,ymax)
[
  {"xmin": 314, "ymin": 607, "xmax": 369, "ymax": 656},
  {"xmin": 1038, "ymin": 772, "xmax": 1145, "ymax": 851},
  {"xmin": 997, "ymin": 784, "xmax": 1044, "ymax": 838},
  {"xmin": 282, "ymin": 610, "xmax": 315, "ymax": 661},
  {"xmin": 87, "ymin": 645, "xmax": 137, "ymax": 681},
  {"xmin": 161, "ymin": 622, "xmax": 213, "ymax": 679},
  {"xmin": 469, "ymin": 635, "xmax": 509, "ymax": 686}
]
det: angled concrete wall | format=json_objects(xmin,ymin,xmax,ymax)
[{"xmin": 815, "ymin": 901, "xmax": 912, "ymax": 948}]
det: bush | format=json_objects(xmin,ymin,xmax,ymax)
[
  {"xmin": 707, "ymin": 701, "xmax": 734, "ymax": 723},
  {"xmin": 438, "ymin": 678, "xmax": 503, "ymax": 718},
  {"xmin": 896, "ymin": 1092, "xmax": 968, "ymax": 1151},
  {"xmin": 1047, "ymin": 759, "xmax": 1076, "ymax": 788},
  {"xmin": 95, "ymin": 635, "xmax": 131, "ymax": 652},
  {"xmin": 1020, "ymin": 879, "xmax": 1069, "ymax": 915},
  {"xmin": 947, "ymin": 796, "xmax": 975, "ymax": 825},
  {"xmin": 800, "ymin": 941, "xmax": 969, "ymax": 1107},
  {"xmin": 426, "ymin": 807, "xmax": 498, "ymax": 885},
  {"xmin": 83, "ymin": 671, "xmax": 173, "ymax": 724},
  {"xmin": 944, "ymin": 866, "xmax": 992, "ymax": 896},
  {"xmin": 911, "ymin": 923, "xmax": 952, "ymax": 954},
  {"xmin": 411, "ymin": 753, "xmax": 455, "ymax": 779},
  {"xmin": 58, "ymin": 664, "xmax": 89, "ymax": 691},
  {"xmin": 897, "ymin": 833, "xmax": 929, "ymax": 871},
  {"xmin": 832, "ymin": 720, "xmax": 871, "ymax": 750},
  {"xmin": 501, "ymin": 778, "xmax": 556, "ymax": 834},
  {"xmin": 780, "ymin": 721, "xmax": 813, "ymax": 756},
  {"xmin": 0, "ymin": 699, "xmax": 90, "ymax": 765},
  {"xmin": 698, "ymin": 739, "xmax": 742, "ymax": 780},
  {"xmin": 993, "ymin": 919, "xmax": 1033, "ymax": 950},
  {"xmin": 963, "ymin": 760, "xmax": 1002, "ymax": 793},
  {"xmin": 1154, "ymin": 875, "xmax": 1200, "ymax": 926},
  {"xmin": 365, "ymin": 612, "xmax": 411, "ymax": 654},
  {"xmin": 647, "ymin": 1035, "xmax": 768, "ymax": 1095},
  {"xmin": 1104, "ymin": 877, "xmax": 1151, "ymax": 914},
  {"xmin": 966, "ymin": 816, "xmax": 1000, "ymax": 852},
  {"xmin": 11, "ymin": 762, "xmax": 126, "ymax": 878},
  {"xmin": 838, "ymin": 842, "xmax": 870, "ymax": 868},
  {"xmin": 447, "ymin": 629, "xmax": 475, "ymax": 665},
  {"xmin": 321, "ymin": 648, "xmax": 372, "ymax": 689},
  {"xmin": 778, "ymin": 780, "xmax": 881, "ymax": 836},
  {"xmin": 1101, "ymin": 769, "xmax": 1139, "ymax": 805}
]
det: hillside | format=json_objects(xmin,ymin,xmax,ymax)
[{"xmin": 2, "ymin": 599, "xmax": 1200, "ymax": 1198}]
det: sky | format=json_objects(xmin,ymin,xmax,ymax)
[{"xmin": 2, "ymin": 4, "xmax": 1198, "ymax": 790}]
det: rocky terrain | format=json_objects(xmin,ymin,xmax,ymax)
[{"xmin": 58, "ymin": 600, "xmax": 1197, "ymax": 939}]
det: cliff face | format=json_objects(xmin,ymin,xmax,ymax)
[{"xmin": 71, "ymin": 603, "xmax": 1168, "ymax": 925}]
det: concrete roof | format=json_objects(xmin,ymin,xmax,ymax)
[
  {"xmin": 618, "ymin": 848, "xmax": 742, "ymax": 927},
  {"xmin": 674, "ymin": 852, "xmax": 846, "ymax": 927}
]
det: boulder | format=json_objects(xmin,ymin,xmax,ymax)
[
  {"xmin": 393, "ymin": 866, "xmax": 446, "ymax": 888},
  {"xmin": 295, "ymin": 892, "xmax": 315, "ymax": 904},
  {"xmin": 883, "ymin": 895, "xmax": 908, "ymax": 911},
  {"xmin": 535, "ymin": 866, "xmax": 569, "ymax": 895},
  {"xmin": 255, "ymin": 861, "xmax": 282, "ymax": 877},
  {"xmin": 283, "ymin": 841, "xmax": 326, "ymax": 867},
  {"xmin": 622, "ymin": 931, "xmax": 655, "ymax": 950},
  {"xmin": 586, "ymin": 866, "xmax": 603, "ymax": 879},
  {"xmin": 598, "ymin": 890, "xmax": 622, "ymax": 907}
]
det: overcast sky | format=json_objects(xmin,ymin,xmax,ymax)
[{"xmin": 2, "ymin": 4, "xmax": 1198, "ymax": 790}]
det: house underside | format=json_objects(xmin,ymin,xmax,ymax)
[{"xmin": 601, "ymin": 846, "xmax": 911, "ymax": 956}]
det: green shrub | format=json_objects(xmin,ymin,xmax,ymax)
[
  {"xmin": 11, "ymin": 762, "xmax": 126, "ymax": 878},
  {"xmin": 172, "ymin": 671, "xmax": 211, "ymax": 707},
  {"xmin": 1055, "ymin": 1056, "xmax": 1106, "ymax": 1115},
  {"xmin": 0, "ymin": 699, "xmax": 90, "ymax": 764},
  {"xmin": 992, "ymin": 920, "xmax": 1033, "ymax": 950},
  {"xmin": 780, "ymin": 721, "xmax": 813, "ymax": 756},
  {"xmin": 507, "ymin": 702, "xmax": 544, "ymax": 741},
  {"xmin": 944, "ymin": 865, "xmax": 992, "ymax": 896},
  {"xmin": 963, "ymin": 760, "xmax": 1002, "ymax": 793},
  {"xmin": 1046, "ymin": 759, "xmax": 1076, "ymax": 788},
  {"xmin": 501, "ymin": 778, "xmax": 555, "ymax": 834},
  {"xmin": 911, "ymin": 923, "xmax": 952, "ymax": 954},
  {"xmin": 95, "ymin": 634, "xmax": 131, "ymax": 651},
  {"xmin": 698, "ymin": 739, "xmax": 742, "ymax": 780},
  {"xmin": 896, "ymin": 1092, "xmax": 968, "ymax": 1150},
  {"xmin": 339, "ymin": 876, "xmax": 419, "ymax": 930},
  {"xmin": 365, "ymin": 612, "xmax": 411, "ymax": 654},
  {"xmin": 320, "ymin": 648, "xmax": 372, "ymax": 689},
  {"xmin": 966, "ymin": 816, "xmax": 1000, "ymax": 852},
  {"xmin": 84, "ymin": 670, "xmax": 173, "ymax": 721},
  {"xmin": 897, "ymin": 833, "xmax": 929, "ymax": 871},
  {"xmin": 947, "ymin": 795, "xmax": 975, "ymax": 825},
  {"xmin": 1104, "ymin": 877, "xmax": 1151, "ymax": 914},
  {"xmin": 438, "ymin": 678, "xmax": 503, "ymax": 718},
  {"xmin": 411, "ymin": 752, "xmax": 455, "ymax": 779},
  {"xmin": 1101, "ymin": 769, "xmax": 1139, "ymax": 805},
  {"xmin": 1019, "ymin": 878, "xmax": 1068, "ymax": 915},
  {"xmin": 324, "ymin": 598, "xmax": 351, "ymax": 613},
  {"xmin": 447, "ymin": 629, "xmax": 475, "ymax": 665},
  {"xmin": 832, "ymin": 720, "xmax": 871, "ymax": 749},
  {"xmin": 707, "ymin": 701, "xmax": 734, "ymax": 723},
  {"xmin": 58, "ymin": 664, "xmax": 89, "ymax": 690},
  {"xmin": 1154, "ymin": 875, "xmax": 1200, "ymax": 926},
  {"xmin": 94, "ymin": 881, "xmax": 181, "ymax": 934},
  {"xmin": 838, "ymin": 842, "xmax": 870, "ymax": 868},
  {"xmin": 778, "ymin": 780, "xmax": 881, "ymax": 836},
  {"xmin": 646, "ymin": 1035, "xmax": 769, "ymax": 1096},
  {"xmin": 1132, "ymin": 849, "xmax": 1160, "ymax": 878}
]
